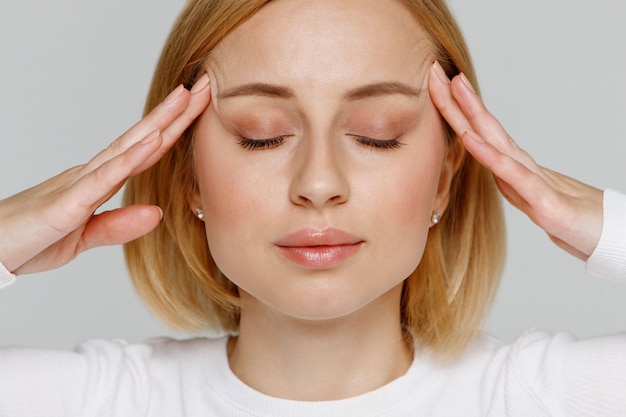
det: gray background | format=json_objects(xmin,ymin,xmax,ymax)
[{"xmin": 1, "ymin": 1, "xmax": 624, "ymax": 348}]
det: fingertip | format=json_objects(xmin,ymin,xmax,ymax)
[
  {"xmin": 154, "ymin": 205, "xmax": 164, "ymax": 221},
  {"xmin": 459, "ymin": 73, "xmax": 476, "ymax": 94},
  {"xmin": 139, "ymin": 129, "xmax": 162, "ymax": 146},
  {"xmin": 185, "ymin": 73, "xmax": 212, "ymax": 117},
  {"xmin": 190, "ymin": 73, "xmax": 210, "ymax": 95},
  {"xmin": 431, "ymin": 61, "xmax": 451, "ymax": 85},
  {"xmin": 163, "ymin": 84, "xmax": 186, "ymax": 105},
  {"xmin": 459, "ymin": 130, "xmax": 491, "ymax": 165},
  {"xmin": 462, "ymin": 129, "xmax": 485, "ymax": 144},
  {"xmin": 450, "ymin": 73, "xmax": 481, "ymax": 105}
]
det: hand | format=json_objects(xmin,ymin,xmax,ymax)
[
  {"xmin": 428, "ymin": 62, "xmax": 603, "ymax": 261},
  {"xmin": 0, "ymin": 74, "xmax": 211, "ymax": 275}
]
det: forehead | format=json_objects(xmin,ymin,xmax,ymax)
[{"xmin": 208, "ymin": 0, "xmax": 433, "ymax": 94}]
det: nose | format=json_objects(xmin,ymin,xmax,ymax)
[{"xmin": 289, "ymin": 136, "xmax": 350, "ymax": 209}]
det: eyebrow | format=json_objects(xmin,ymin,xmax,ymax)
[{"xmin": 218, "ymin": 82, "xmax": 422, "ymax": 101}]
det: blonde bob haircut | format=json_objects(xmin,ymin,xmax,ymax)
[{"xmin": 123, "ymin": 0, "xmax": 506, "ymax": 358}]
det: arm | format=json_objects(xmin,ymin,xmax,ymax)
[
  {"xmin": 428, "ymin": 62, "xmax": 626, "ymax": 415},
  {"xmin": 0, "ymin": 339, "xmax": 155, "ymax": 417}
]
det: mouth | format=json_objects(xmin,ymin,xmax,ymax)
[{"xmin": 274, "ymin": 227, "xmax": 365, "ymax": 270}]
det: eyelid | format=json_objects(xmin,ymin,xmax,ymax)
[
  {"xmin": 237, "ymin": 135, "xmax": 287, "ymax": 150},
  {"xmin": 348, "ymin": 134, "xmax": 403, "ymax": 150},
  {"xmin": 236, "ymin": 134, "xmax": 403, "ymax": 151}
]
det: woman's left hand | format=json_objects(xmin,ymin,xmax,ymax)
[{"xmin": 428, "ymin": 61, "xmax": 603, "ymax": 261}]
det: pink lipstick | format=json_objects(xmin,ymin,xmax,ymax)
[{"xmin": 275, "ymin": 227, "xmax": 364, "ymax": 269}]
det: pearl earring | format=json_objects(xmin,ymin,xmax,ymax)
[
  {"xmin": 195, "ymin": 208, "xmax": 205, "ymax": 220},
  {"xmin": 431, "ymin": 212, "xmax": 441, "ymax": 225}
]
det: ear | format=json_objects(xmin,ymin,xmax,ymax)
[{"xmin": 433, "ymin": 138, "xmax": 464, "ymax": 216}]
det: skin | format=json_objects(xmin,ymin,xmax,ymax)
[
  {"xmin": 429, "ymin": 64, "xmax": 603, "ymax": 260},
  {"xmin": 0, "ymin": 77, "xmax": 212, "ymax": 275},
  {"xmin": 0, "ymin": 0, "xmax": 604, "ymax": 405},
  {"xmin": 189, "ymin": 0, "xmax": 456, "ymax": 400}
]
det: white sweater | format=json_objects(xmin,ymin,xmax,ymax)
[{"xmin": 1, "ymin": 190, "xmax": 625, "ymax": 417}]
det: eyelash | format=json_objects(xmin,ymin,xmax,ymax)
[
  {"xmin": 237, "ymin": 136, "xmax": 287, "ymax": 150},
  {"xmin": 237, "ymin": 135, "xmax": 402, "ymax": 151},
  {"xmin": 349, "ymin": 135, "xmax": 403, "ymax": 150}
]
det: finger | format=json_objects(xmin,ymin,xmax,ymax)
[
  {"xmin": 14, "ymin": 205, "xmax": 162, "ymax": 275},
  {"xmin": 86, "ymin": 86, "xmax": 187, "ymax": 170},
  {"xmin": 461, "ymin": 130, "xmax": 552, "ymax": 216},
  {"xmin": 136, "ymin": 73, "xmax": 211, "ymax": 171},
  {"xmin": 70, "ymin": 130, "xmax": 163, "ymax": 207},
  {"xmin": 447, "ymin": 73, "xmax": 513, "ymax": 152},
  {"xmin": 428, "ymin": 62, "xmax": 472, "ymax": 136},
  {"xmin": 447, "ymin": 73, "xmax": 541, "ymax": 172},
  {"xmin": 429, "ymin": 61, "xmax": 510, "ymax": 151},
  {"xmin": 0, "ymin": 130, "xmax": 164, "ymax": 274},
  {"xmin": 47, "ymin": 130, "xmax": 164, "ymax": 237},
  {"xmin": 87, "ymin": 73, "xmax": 211, "ymax": 172},
  {"xmin": 430, "ymin": 62, "xmax": 542, "ymax": 177},
  {"xmin": 81, "ymin": 205, "xmax": 163, "ymax": 250}
]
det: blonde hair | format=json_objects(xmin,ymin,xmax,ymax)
[{"xmin": 123, "ymin": 0, "xmax": 506, "ymax": 357}]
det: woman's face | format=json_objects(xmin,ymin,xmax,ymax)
[{"xmin": 191, "ymin": 0, "xmax": 456, "ymax": 321}]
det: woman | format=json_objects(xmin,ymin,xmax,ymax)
[{"xmin": 1, "ymin": 0, "xmax": 624, "ymax": 415}]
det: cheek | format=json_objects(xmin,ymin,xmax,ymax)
[
  {"xmin": 371, "ymin": 148, "xmax": 443, "ymax": 225},
  {"xmin": 369, "ymin": 140, "xmax": 446, "ymax": 272},
  {"xmin": 195, "ymin": 147, "xmax": 267, "ymax": 240},
  {"xmin": 192, "ymin": 116, "xmax": 288, "ymax": 281},
  {"xmin": 194, "ymin": 149, "xmax": 270, "ymax": 286},
  {"xmin": 361, "ymin": 105, "xmax": 447, "ymax": 231},
  {"xmin": 382, "ymin": 166, "xmax": 439, "ymax": 255},
  {"xmin": 194, "ymin": 107, "xmax": 268, "ymax": 225}
]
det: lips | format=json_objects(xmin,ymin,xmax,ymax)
[{"xmin": 274, "ymin": 227, "xmax": 364, "ymax": 270}]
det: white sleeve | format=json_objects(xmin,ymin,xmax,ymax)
[
  {"xmin": 586, "ymin": 189, "xmax": 626, "ymax": 280},
  {"xmin": 0, "ymin": 339, "xmax": 152, "ymax": 417},
  {"xmin": 0, "ymin": 260, "xmax": 16, "ymax": 289},
  {"xmin": 500, "ymin": 330, "xmax": 626, "ymax": 417}
]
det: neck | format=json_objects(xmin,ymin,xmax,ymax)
[{"xmin": 227, "ymin": 284, "xmax": 413, "ymax": 401}]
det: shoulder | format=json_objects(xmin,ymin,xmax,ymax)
[
  {"xmin": 454, "ymin": 329, "xmax": 626, "ymax": 415},
  {"xmin": 73, "ymin": 335, "xmax": 230, "ymax": 414},
  {"xmin": 456, "ymin": 328, "xmax": 626, "ymax": 378},
  {"xmin": 0, "ymin": 336, "xmax": 230, "ymax": 416},
  {"xmin": 75, "ymin": 334, "xmax": 229, "ymax": 368},
  {"xmin": 71, "ymin": 335, "xmax": 230, "ymax": 393}
]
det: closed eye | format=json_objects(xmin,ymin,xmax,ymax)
[
  {"xmin": 237, "ymin": 136, "xmax": 287, "ymax": 150},
  {"xmin": 348, "ymin": 134, "xmax": 403, "ymax": 150},
  {"xmin": 237, "ymin": 135, "xmax": 403, "ymax": 150}
]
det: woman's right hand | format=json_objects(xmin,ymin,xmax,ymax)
[{"xmin": 0, "ymin": 74, "xmax": 211, "ymax": 275}]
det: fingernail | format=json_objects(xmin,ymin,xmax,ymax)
[
  {"xmin": 140, "ymin": 129, "xmax": 161, "ymax": 145},
  {"xmin": 154, "ymin": 206, "xmax": 164, "ymax": 220},
  {"xmin": 190, "ymin": 73, "xmax": 210, "ymax": 94},
  {"xmin": 463, "ymin": 130, "xmax": 485, "ymax": 144},
  {"xmin": 432, "ymin": 61, "xmax": 450, "ymax": 84},
  {"xmin": 164, "ymin": 84, "xmax": 185, "ymax": 104},
  {"xmin": 459, "ymin": 73, "xmax": 476, "ymax": 94}
]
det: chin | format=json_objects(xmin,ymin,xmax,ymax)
[{"xmin": 252, "ymin": 279, "xmax": 404, "ymax": 324}]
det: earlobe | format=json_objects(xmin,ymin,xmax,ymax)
[{"xmin": 187, "ymin": 190, "xmax": 204, "ymax": 221}]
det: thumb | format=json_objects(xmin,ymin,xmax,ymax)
[{"xmin": 82, "ymin": 205, "xmax": 163, "ymax": 250}]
